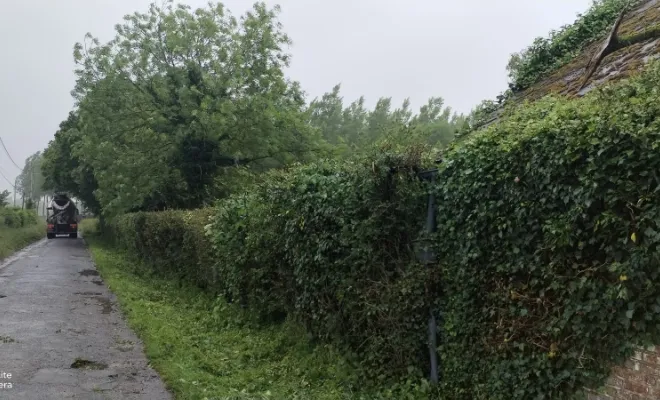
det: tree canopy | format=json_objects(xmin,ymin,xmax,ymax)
[
  {"xmin": 16, "ymin": 151, "xmax": 45, "ymax": 203},
  {"xmin": 41, "ymin": 0, "xmax": 465, "ymax": 217},
  {"xmin": 307, "ymin": 84, "xmax": 463, "ymax": 154}
]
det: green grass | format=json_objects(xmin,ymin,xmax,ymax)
[
  {"xmin": 79, "ymin": 218, "xmax": 98, "ymax": 235},
  {"xmin": 84, "ymin": 236, "xmax": 390, "ymax": 400},
  {"xmin": 0, "ymin": 221, "xmax": 45, "ymax": 259}
]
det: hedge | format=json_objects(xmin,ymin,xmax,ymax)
[
  {"xmin": 207, "ymin": 61, "xmax": 660, "ymax": 397},
  {"xmin": 107, "ymin": 208, "xmax": 216, "ymax": 292},
  {"xmin": 435, "ymin": 62, "xmax": 660, "ymax": 398},
  {"xmin": 105, "ymin": 151, "xmax": 437, "ymax": 382},
  {"xmin": 208, "ymin": 154, "xmax": 436, "ymax": 379},
  {"xmin": 107, "ymin": 61, "xmax": 660, "ymax": 398}
]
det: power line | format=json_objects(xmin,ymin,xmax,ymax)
[
  {"xmin": 0, "ymin": 168, "xmax": 15, "ymax": 190},
  {"xmin": 0, "ymin": 136, "xmax": 21, "ymax": 170}
]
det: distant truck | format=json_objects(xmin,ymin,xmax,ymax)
[{"xmin": 46, "ymin": 194, "xmax": 79, "ymax": 239}]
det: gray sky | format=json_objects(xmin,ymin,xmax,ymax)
[{"xmin": 0, "ymin": 0, "xmax": 591, "ymax": 194}]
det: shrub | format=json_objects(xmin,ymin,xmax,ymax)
[
  {"xmin": 0, "ymin": 208, "xmax": 39, "ymax": 228},
  {"xmin": 208, "ymin": 153, "xmax": 438, "ymax": 379},
  {"xmin": 435, "ymin": 61, "xmax": 660, "ymax": 398},
  {"xmin": 105, "ymin": 60, "xmax": 660, "ymax": 398},
  {"xmin": 107, "ymin": 208, "xmax": 215, "ymax": 291}
]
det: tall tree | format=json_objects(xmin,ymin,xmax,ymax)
[
  {"xmin": 365, "ymin": 97, "xmax": 394, "ymax": 144},
  {"xmin": 410, "ymin": 97, "xmax": 460, "ymax": 146},
  {"xmin": 64, "ymin": 0, "xmax": 324, "ymax": 216},
  {"xmin": 308, "ymin": 85, "xmax": 465, "ymax": 152},
  {"xmin": 0, "ymin": 190, "xmax": 10, "ymax": 208},
  {"xmin": 339, "ymin": 96, "xmax": 368, "ymax": 146},
  {"xmin": 42, "ymin": 112, "xmax": 101, "ymax": 215},
  {"xmin": 308, "ymin": 84, "xmax": 345, "ymax": 146},
  {"xmin": 17, "ymin": 152, "xmax": 45, "ymax": 204}
]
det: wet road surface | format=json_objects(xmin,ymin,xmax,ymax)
[{"xmin": 0, "ymin": 236, "xmax": 171, "ymax": 399}]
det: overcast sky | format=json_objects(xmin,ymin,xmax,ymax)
[{"xmin": 0, "ymin": 0, "xmax": 592, "ymax": 194}]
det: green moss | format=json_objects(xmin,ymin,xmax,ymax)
[{"xmin": 514, "ymin": 5, "xmax": 660, "ymax": 105}]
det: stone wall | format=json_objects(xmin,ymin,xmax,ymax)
[{"xmin": 587, "ymin": 346, "xmax": 660, "ymax": 400}]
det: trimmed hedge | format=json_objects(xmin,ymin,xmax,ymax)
[
  {"xmin": 106, "ymin": 61, "xmax": 660, "ymax": 398},
  {"xmin": 436, "ymin": 62, "xmax": 660, "ymax": 398},
  {"xmin": 106, "ymin": 152, "xmax": 437, "ymax": 383},
  {"xmin": 107, "ymin": 208, "xmax": 216, "ymax": 292},
  {"xmin": 208, "ymin": 155, "xmax": 435, "ymax": 380}
]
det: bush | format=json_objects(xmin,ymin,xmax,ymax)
[
  {"xmin": 435, "ymin": 61, "xmax": 660, "ymax": 398},
  {"xmin": 0, "ymin": 207, "xmax": 39, "ymax": 228},
  {"xmin": 208, "ymin": 154, "xmax": 437, "ymax": 380},
  {"xmin": 106, "ymin": 60, "xmax": 660, "ymax": 398},
  {"xmin": 107, "ymin": 208, "xmax": 216, "ymax": 291}
]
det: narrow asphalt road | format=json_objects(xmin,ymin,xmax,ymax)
[{"xmin": 0, "ymin": 236, "xmax": 171, "ymax": 399}]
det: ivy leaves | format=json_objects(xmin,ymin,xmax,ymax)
[{"xmin": 436, "ymin": 59, "xmax": 660, "ymax": 399}]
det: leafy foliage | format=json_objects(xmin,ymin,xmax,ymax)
[
  {"xmin": 106, "ymin": 208, "xmax": 215, "ymax": 292},
  {"xmin": 207, "ymin": 147, "xmax": 439, "ymax": 383},
  {"xmin": 307, "ymin": 84, "xmax": 464, "ymax": 155},
  {"xmin": 17, "ymin": 151, "xmax": 49, "ymax": 210},
  {"xmin": 0, "ymin": 207, "xmax": 39, "ymax": 228},
  {"xmin": 507, "ymin": 0, "xmax": 633, "ymax": 92},
  {"xmin": 436, "ymin": 60, "xmax": 660, "ymax": 399},
  {"xmin": 41, "ymin": 112, "xmax": 101, "ymax": 214},
  {"xmin": 108, "ymin": 59, "xmax": 660, "ymax": 399},
  {"xmin": 0, "ymin": 190, "xmax": 10, "ymax": 208},
  {"xmin": 42, "ymin": 1, "xmax": 326, "ymax": 217}
]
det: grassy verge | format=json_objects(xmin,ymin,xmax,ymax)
[
  {"xmin": 83, "ymin": 231, "xmax": 389, "ymax": 400},
  {"xmin": 0, "ymin": 221, "xmax": 45, "ymax": 259}
]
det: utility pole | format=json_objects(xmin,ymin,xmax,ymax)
[{"xmin": 30, "ymin": 166, "xmax": 33, "ymax": 202}]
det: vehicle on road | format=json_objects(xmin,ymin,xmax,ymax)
[{"xmin": 46, "ymin": 194, "xmax": 79, "ymax": 239}]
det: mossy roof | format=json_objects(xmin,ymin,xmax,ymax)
[
  {"xmin": 520, "ymin": 0, "xmax": 660, "ymax": 102},
  {"xmin": 482, "ymin": 0, "xmax": 660, "ymax": 128}
]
